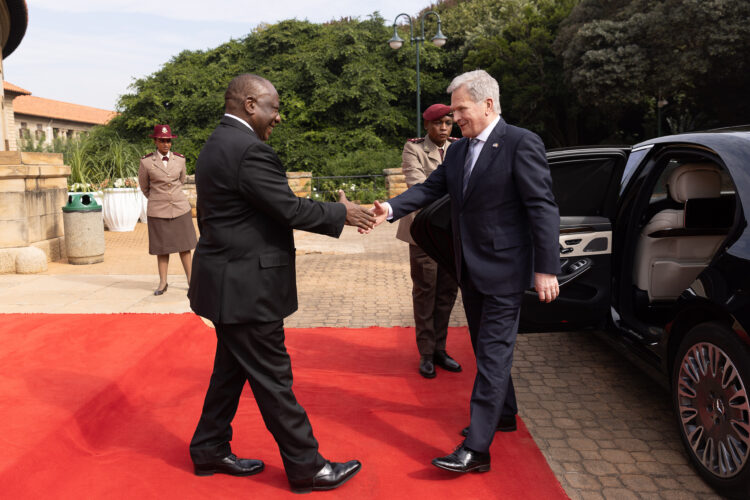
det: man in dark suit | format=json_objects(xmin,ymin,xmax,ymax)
[
  {"xmin": 188, "ymin": 74, "xmax": 370, "ymax": 493},
  {"xmin": 372, "ymin": 69, "xmax": 560, "ymax": 473}
]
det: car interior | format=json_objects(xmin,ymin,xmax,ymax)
[{"xmin": 631, "ymin": 158, "xmax": 737, "ymax": 323}]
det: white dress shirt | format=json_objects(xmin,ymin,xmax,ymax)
[{"xmin": 224, "ymin": 113, "xmax": 255, "ymax": 134}]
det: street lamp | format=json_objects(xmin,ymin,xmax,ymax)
[
  {"xmin": 388, "ymin": 11, "xmax": 447, "ymax": 137},
  {"xmin": 656, "ymin": 93, "xmax": 669, "ymax": 136}
]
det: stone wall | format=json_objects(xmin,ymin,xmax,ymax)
[{"xmin": 0, "ymin": 152, "xmax": 69, "ymax": 262}]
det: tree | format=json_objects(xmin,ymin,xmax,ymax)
[
  {"xmin": 556, "ymin": 0, "xmax": 750, "ymax": 136},
  {"xmin": 462, "ymin": 0, "xmax": 579, "ymax": 146},
  {"xmin": 110, "ymin": 15, "xmax": 454, "ymax": 175}
]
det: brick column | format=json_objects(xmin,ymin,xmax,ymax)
[
  {"xmin": 287, "ymin": 171, "xmax": 312, "ymax": 198},
  {"xmin": 384, "ymin": 168, "xmax": 407, "ymax": 199},
  {"xmin": 0, "ymin": 152, "xmax": 70, "ymax": 261},
  {"xmin": 183, "ymin": 174, "xmax": 197, "ymax": 217}
]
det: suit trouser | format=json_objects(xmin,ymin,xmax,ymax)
[
  {"xmin": 408, "ymin": 244, "xmax": 458, "ymax": 357},
  {"xmin": 189, "ymin": 319, "xmax": 326, "ymax": 481},
  {"xmin": 460, "ymin": 276, "xmax": 521, "ymax": 453}
]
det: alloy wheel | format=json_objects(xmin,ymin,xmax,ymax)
[{"xmin": 676, "ymin": 341, "xmax": 750, "ymax": 478}]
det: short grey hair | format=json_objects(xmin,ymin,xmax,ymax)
[{"xmin": 447, "ymin": 69, "xmax": 501, "ymax": 114}]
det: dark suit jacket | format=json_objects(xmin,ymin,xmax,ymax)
[
  {"xmin": 390, "ymin": 117, "xmax": 560, "ymax": 295},
  {"xmin": 188, "ymin": 116, "xmax": 346, "ymax": 324}
]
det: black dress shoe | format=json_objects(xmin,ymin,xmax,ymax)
[
  {"xmin": 419, "ymin": 357, "xmax": 436, "ymax": 378},
  {"xmin": 432, "ymin": 443, "xmax": 490, "ymax": 473},
  {"xmin": 194, "ymin": 453, "xmax": 264, "ymax": 476},
  {"xmin": 434, "ymin": 350, "xmax": 462, "ymax": 372},
  {"xmin": 289, "ymin": 460, "xmax": 362, "ymax": 494},
  {"xmin": 460, "ymin": 415, "xmax": 517, "ymax": 437},
  {"xmin": 154, "ymin": 283, "xmax": 168, "ymax": 296}
]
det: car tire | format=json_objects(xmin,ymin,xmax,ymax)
[{"xmin": 672, "ymin": 321, "xmax": 750, "ymax": 499}]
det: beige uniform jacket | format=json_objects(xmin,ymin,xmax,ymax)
[
  {"xmin": 138, "ymin": 151, "xmax": 192, "ymax": 219},
  {"xmin": 396, "ymin": 135, "xmax": 455, "ymax": 244}
]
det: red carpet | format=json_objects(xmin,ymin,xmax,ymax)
[{"xmin": 0, "ymin": 314, "xmax": 567, "ymax": 499}]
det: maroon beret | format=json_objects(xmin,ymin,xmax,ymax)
[
  {"xmin": 149, "ymin": 124, "xmax": 178, "ymax": 139},
  {"xmin": 422, "ymin": 103, "xmax": 452, "ymax": 121}
]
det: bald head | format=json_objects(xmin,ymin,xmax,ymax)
[
  {"xmin": 224, "ymin": 74, "xmax": 274, "ymax": 114},
  {"xmin": 224, "ymin": 73, "xmax": 282, "ymax": 141}
]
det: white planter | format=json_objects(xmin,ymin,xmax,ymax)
[{"xmin": 102, "ymin": 188, "xmax": 141, "ymax": 232}]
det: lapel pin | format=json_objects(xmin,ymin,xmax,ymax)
[{"xmin": 492, "ymin": 143, "xmax": 499, "ymax": 148}]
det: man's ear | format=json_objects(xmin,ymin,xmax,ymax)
[{"xmin": 244, "ymin": 96, "xmax": 255, "ymax": 115}]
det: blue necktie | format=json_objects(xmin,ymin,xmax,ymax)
[{"xmin": 462, "ymin": 138, "xmax": 480, "ymax": 194}]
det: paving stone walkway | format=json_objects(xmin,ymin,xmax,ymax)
[{"xmin": 0, "ymin": 221, "xmax": 723, "ymax": 499}]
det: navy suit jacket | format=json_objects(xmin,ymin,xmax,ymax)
[
  {"xmin": 390, "ymin": 117, "xmax": 560, "ymax": 295},
  {"xmin": 188, "ymin": 116, "xmax": 346, "ymax": 324}
]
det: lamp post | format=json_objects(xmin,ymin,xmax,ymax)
[
  {"xmin": 656, "ymin": 92, "xmax": 668, "ymax": 136},
  {"xmin": 388, "ymin": 11, "xmax": 447, "ymax": 137}
]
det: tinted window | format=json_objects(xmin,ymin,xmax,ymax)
[{"xmin": 549, "ymin": 157, "xmax": 622, "ymax": 217}]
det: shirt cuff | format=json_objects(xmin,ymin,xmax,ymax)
[{"xmin": 383, "ymin": 202, "xmax": 394, "ymax": 221}]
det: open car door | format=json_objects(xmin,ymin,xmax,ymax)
[{"xmin": 410, "ymin": 147, "xmax": 629, "ymax": 332}]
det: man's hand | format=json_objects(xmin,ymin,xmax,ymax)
[
  {"xmin": 372, "ymin": 200, "xmax": 389, "ymax": 227},
  {"xmin": 358, "ymin": 200, "xmax": 389, "ymax": 234},
  {"xmin": 339, "ymin": 190, "xmax": 375, "ymax": 231},
  {"xmin": 534, "ymin": 272, "xmax": 559, "ymax": 303}
]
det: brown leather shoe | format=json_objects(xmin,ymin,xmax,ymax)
[
  {"xmin": 193, "ymin": 453, "xmax": 264, "ymax": 476},
  {"xmin": 289, "ymin": 460, "xmax": 362, "ymax": 493}
]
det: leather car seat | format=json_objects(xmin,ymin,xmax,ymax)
[{"xmin": 633, "ymin": 163, "xmax": 728, "ymax": 301}]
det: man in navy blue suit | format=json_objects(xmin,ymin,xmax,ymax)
[{"xmin": 372, "ymin": 69, "xmax": 560, "ymax": 472}]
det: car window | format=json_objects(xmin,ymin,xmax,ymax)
[{"xmin": 549, "ymin": 156, "xmax": 622, "ymax": 217}]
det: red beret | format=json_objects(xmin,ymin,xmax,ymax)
[{"xmin": 422, "ymin": 104, "xmax": 452, "ymax": 121}]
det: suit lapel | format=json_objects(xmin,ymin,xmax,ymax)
[{"xmin": 463, "ymin": 118, "xmax": 507, "ymax": 201}]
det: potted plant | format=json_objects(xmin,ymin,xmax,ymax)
[
  {"xmin": 66, "ymin": 138, "xmax": 104, "ymax": 207},
  {"xmin": 101, "ymin": 176, "xmax": 142, "ymax": 231}
]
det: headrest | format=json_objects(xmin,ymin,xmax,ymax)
[{"xmin": 667, "ymin": 163, "xmax": 722, "ymax": 203}]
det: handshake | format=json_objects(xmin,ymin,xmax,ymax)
[{"xmin": 338, "ymin": 190, "xmax": 387, "ymax": 233}]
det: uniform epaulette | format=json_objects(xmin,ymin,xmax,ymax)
[
  {"xmin": 142, "ymin": 152, "xmax": 154, "ymax": 159},
  {"xmin": 173, "ymin": 152, "xmax": 185, "ymax": 158},
  {"xmin": 407, "ymin": 137, "xmax": 425, "ymax": 144}
]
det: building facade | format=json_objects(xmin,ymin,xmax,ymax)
[{"xmin": 4, "ymin": 82, "xmax": 116, "ymax": 150}]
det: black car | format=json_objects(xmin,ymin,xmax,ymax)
[{"xmin": 411, "ymin": 129, "xmax": 750, "ymax": 498}]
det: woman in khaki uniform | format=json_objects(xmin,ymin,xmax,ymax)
[{"xmin": 138, "ymin": 124, "xmax": 197, "ymax": 295}]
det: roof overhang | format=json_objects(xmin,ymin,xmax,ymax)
[{"xmin": 2, "ymin": 0, "xmax": 28, "ymax": 59}]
